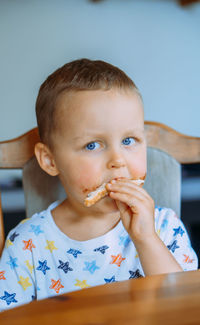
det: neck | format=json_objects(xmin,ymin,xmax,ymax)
[{"xmin": 51, "ymin": 198, "xmax": 121, "ymax": 240}]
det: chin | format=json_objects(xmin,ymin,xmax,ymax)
[{"xmin": 96, "ymin": 197, "xmax": 118, "ymax": 213}]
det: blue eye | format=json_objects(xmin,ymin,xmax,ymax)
[
  {"xmin": 85, "ymin": 142, "xmax": 100, "ymax": 151},
  {"xmin": 122, "ymin": 137, "xmax": 135, "ymax": 146}
]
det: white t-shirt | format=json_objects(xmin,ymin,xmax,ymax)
[{"xmin": 0, "ymin": 202, "xmax": 198, "ymax": 311}]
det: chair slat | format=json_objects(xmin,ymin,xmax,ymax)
[
  {"xmin": 0, "ymin": 128, "xmax": 40, "ymax": 168},
  {"xmin": 145, "ymin": 121, "xmax": 200, "ymax": 164}
]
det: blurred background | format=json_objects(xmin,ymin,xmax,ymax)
[{"xmin": 0, "ymin": 0, "xmax": 200, "ymax": 261}]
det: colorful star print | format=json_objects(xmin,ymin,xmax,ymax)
[
  {"xmin": 6, "ymin": 239, "xmax": 13, "ymax": 248},
  {"xmin": 18, "ymin": 276, "xmax": 32, "ymax": 291},
  {"xmin": 29, "ymin": 224, "xmax": 44, "ymax": 236},
  {"xmin": 161, "ymin": 219, "xmax": 168, "ymax": 231},
  {"xmin": 74, "ymin": 279, "xmax": 91, "ymax": 289},
  {"xmin": 49, "ymin": 279, "xmax": 64, "ymax": 294},
  {"xmin": 94, "ymin": 245, "xmax": 109, "ymax": 254},
  {"xmin": 119, "ymin": 235, "xmax": 131, "ymax": 247},
  {"xmin": 173, "ymin": 226, "xmax": 185, "ymax": 237},
  {"xmin": 25, "ymin": 260, "xmax": 34, "ymax": 274},
  {"xmin": 0, "ymin": 203, "xmax": 196, "ymax": 310},
  {"xmin": 157, "ymin": 229, "xmax": 161, "ymax": 236},
  {"xmin": 183, "ymin": 254, "xmax": 195, "ymax": 263},
  {"xmin": 0, "ymin": 270, "xmax": 6, "ymax": 280},
  {"xmin": 23, "ymin": 239, "xmax": 36, "ymax": 252},
  {"xmin": 45, "ymin": 240, "xmax": 58, "ymax": 252},
  {"xmin": 58, "ymin": 260, "xmax": 73, "ymax": 274},
  {"xmin": 110, "ymin": 254, "xmax": 126, "ymax": 267},
  {"xmin": 9, "ymin": 232, "xmax": 19, "ymax": 242},
  {"xmin": 67, "ymin": 248, "xmax": 82, "ymax": 258},
  {"xmin": 129, "ymin": 269, "xmax": 143, "ymax": 279},
  {"xmin": 0, "ymin": 291, "xmax": 18, "ymax": 306},
  {"xmin": 36, "ymin": 260, "xmax": 50, "ymax": 275},
  {"xmin": 167, "ymin": 240, "xmax": 180, "ymax": 253},
  {"xmin": 104, "ymin": 276, "xmax": 116, "ymax": 283},
  {"xmin": 6, "ymin": 256, "xmax": 18, "ymax": 269},
  {"xmin": 83, "ymin": 261, "xmax": 100, "ymax": 274}
]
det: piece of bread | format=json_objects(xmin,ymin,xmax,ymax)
[{"xmin": 84, "ymin": 179, "xmax": 144, "ymax": 207}]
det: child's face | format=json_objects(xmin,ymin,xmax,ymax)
[{"xmin": 52, "ymin": 88, "xmax": 146, "ymax": 211}]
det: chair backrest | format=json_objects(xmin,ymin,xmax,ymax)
[{"xmin": 0, "ymin": 121, "xmax": 200, "ymax": 255}]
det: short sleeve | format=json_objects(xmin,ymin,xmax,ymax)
[
  {"xmin": 0, "ymin": 230, "xmax": 36, "ymax": 312},
  {"xmin": 155, "ymin": 207, "xmax": 198, "ymax": 271}
]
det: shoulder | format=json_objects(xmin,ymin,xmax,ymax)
[
  {"xmin": 155, "ymin": 206, "xmax": 179, "ymax": 227},
  {"xmin": 155, "ymin": 205, "xmax": 178, "ymax": 218},
  {"xmin": 154, "ymin": 207, "xmax": 198, "ymax": 270},
  {"xmin": 154, "ymin": 206, "xmax": 191, "ymax": 249},
  {"xmin": 154, "ymin": 206, "xmax": 186, "ymax": 240},
  {"xmin": 4, "ymin": 201, "xmax": 58, "ymax": 250}
]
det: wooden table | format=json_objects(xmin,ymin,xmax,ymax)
[{"xmin": 0, "ymin": 270, "xmax": 200, "ymax": 325}]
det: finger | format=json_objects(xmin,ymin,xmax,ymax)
[
  {"xmin": 109, "ymin": 191, "xmax": 140, "ymax": 212},
  {"xmin": 115, "ymin": 199, "xmax": 130, "ymax": 215},
  {"xmin": 107, "ymin": 182, "xmax": 149, "ymax": 202},
  {"xmin": 106, "ymin": 179, "xmax": 151, "ymax": 200},
  {"xmin": 115, "ymin": 200, "xmax": 133, "ymax": 229}
]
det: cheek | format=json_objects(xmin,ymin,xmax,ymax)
[
  {"xmin": 129, "ymin": 149, "xmax": 147, "ymax": 179},
  {"xmin": 70, "ymin": 160, "xmax": 102, "ymax": 193}
]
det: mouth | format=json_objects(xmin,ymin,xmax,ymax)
[{"xmin": 83, "ymin": 177, "xmax": 145, "ymax": 207}]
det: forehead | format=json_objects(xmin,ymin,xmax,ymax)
[{"xmin": 55, "ymin": 89, "xmax": 144, "ymax": 136}]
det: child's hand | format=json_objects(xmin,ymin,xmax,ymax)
[{"xmin": 106, "ymin": 179, "xmax": 156, "ymax": 244}]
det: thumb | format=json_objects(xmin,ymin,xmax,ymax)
[
  {"xmin": 115, "ymin": 200, "xmax": 128, "ymax": 215},
  {"xmin": 115, "ymin": 200, "xmax": 132, "ymax": 227}
]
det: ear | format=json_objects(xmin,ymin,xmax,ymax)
[{"xmin": 34, "ymin": 142, "xmax": 59, "ymax": 176}]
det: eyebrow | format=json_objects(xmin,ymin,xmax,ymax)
[{"xmin": 72, "ymin": 129, "xmax": 145, "ymax": 142}]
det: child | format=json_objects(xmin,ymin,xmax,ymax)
[{"xmin": 0, "ymin": 59, "xmax": 198, "ymax": 311}]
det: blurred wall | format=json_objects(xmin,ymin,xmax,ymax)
[{"xmin": 0, "ymin": 0, "xmax": 200, "ymax": 148}]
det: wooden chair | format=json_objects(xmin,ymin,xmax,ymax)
[{"xmin": 0, "ymin": 121, "xmax": 200, "ymax": 256}]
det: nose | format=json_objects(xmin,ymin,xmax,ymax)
[{"xmin": 107, "ymin": 150, "xmax": 126, "ymax": 169}]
